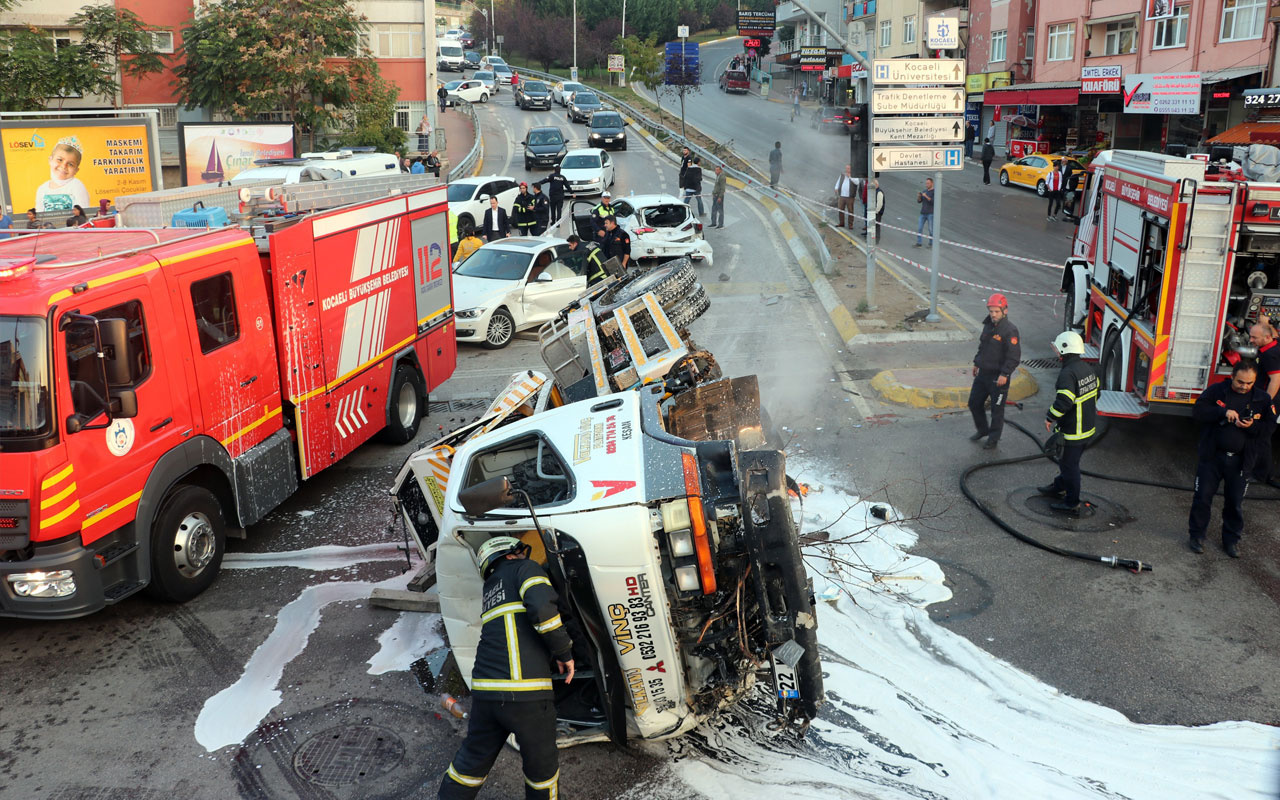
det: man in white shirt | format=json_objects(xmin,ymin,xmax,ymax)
[
  {"xmin": 1045, "ymin": 162, "xmax": 1065, "ymax": 221},
  {"xmin": 834, "ymin": 164, "xmax": 857, "ymax": 229}
]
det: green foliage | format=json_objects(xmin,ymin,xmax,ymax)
[
  {"xmin": 619, "ymin": 35, "xmax": 663, "ymax": 94},
  {"xmin": 69, "ymin": 5, "xmax": 166, "ymax": 107},
  {"xmin": 338, "ymin": 61, "xmax": 406, "ymax": 154},
  {"xmin": 0, "ymin": 25, "xmax": 111, "ymax": 111}
]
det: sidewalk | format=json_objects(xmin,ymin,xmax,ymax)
[{"xmin": 414, "ymin": 106, "xmax": 475, "ymax": 175}]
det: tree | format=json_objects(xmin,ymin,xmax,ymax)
[
  {"xmin": 677, "ymin": 8, "xmax": 705, "ymax": 35},
  {"xmin": 175, "ymin": 0, "xmax": 366, "ymax": 150},
  {"xmin": 619, "ymin": 35, "xmax": 663, "ymax": 93},
  {"xmin": 0, "ymin": 27, "xmax": 103, "ymax": 111},
  {"xmin": 68, "ymin": 5, "xmax": 166, "ymax": 108},
  {"xmin": 709, "ymin": 3, "xmax": 735, "ymax": 34},
  {"xmin": 338, "ymin": 60, "xmax": 405, "ymax": 155},
  {"xmin": 469, "ymin": 9, "xmax": 491, "ymax": 52}
]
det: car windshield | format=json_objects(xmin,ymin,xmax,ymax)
[
  {"xmin": 453, "ymin": 248, "xmax": 531, "ymax": 280},
  {"xmin": 488, "ymin": 56, "xmax": 507, "ymax": 65},
  {"xmin": 493, "ymin": 65, "xmax": 512, "ymax": 74},
  {"xmin": 440, "ymin": 46, "xmax": 463, "ymax": 57},
  {"xmin": 466, "ymin": 51, "xmax": 480, "ymax": 59},
  {"xmin": 447, "ymin": 183, "xmax": 477, "ymax": 202},
  {"xmin": 574, "ymin": 94, "xmax": 599, "ymax": 106},
  {"xmin": 474, "ymin": 71, "xmax": 494, "ymax": 81},
  {"xmin": 524, "ymin": 82, "xmax": 548, "ymax": 93},
  {"xmin": 591, "ymin": 114, "xmax": 622, "ymax": 128},
  {"xmin": 0, "ymin": 315, "xmax": 51, "ymax": 439},
  {"xmin": 561, "ymin": 154, "xmax": 601, "ymax": 169},
  {"xmin": 564, "ymin": 83, "xmax": 585, "ymax": 94},
  {"xmin": 445, "ymin": 80, "xmax": 463, "ymax": 90},
  {"xmin": 528, "ymin": 130, "xmax": 563, "ymax": 146}
]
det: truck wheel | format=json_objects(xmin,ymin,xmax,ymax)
[
  {"xmin": 593, "ymin": 257, "xmax": 697, "ymax": 318},
  {"xmin": 1062, "ymin": 282, "xmax": 1079, "ymax": 332},
  {"xmin": 1101, "ymin": 332, "xmax": 1123, "ymax": 391},
  {"xmin": 483, "ymin": 308, "xmax": 515, "ymax": 349},
  {"xmin": 145, "ymin": 485, "xmax": 226, "ymax": 603},
  {"xmin": 666, "ymin": 286, "xmax": 710, "ymax": 329},
  {"xmin": 381, "ymin": 364, "xmax": 426, "ymax": 444}
]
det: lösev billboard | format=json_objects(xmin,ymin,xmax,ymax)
[
  {"xmin": 178, "ymin": 123, "xmax": 296, "ymax": 186},
  {"xmin": 1122, "ymin": 73, "xmax": 1202, "ymax": 115},
  {"xmin": 0, "ymin": 118, "xmax": 156, "ymax": 213}
]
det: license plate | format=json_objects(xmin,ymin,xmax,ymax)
[{"xmin": 770, "ymin": 654, "xmax": 800, "ymax": 699}]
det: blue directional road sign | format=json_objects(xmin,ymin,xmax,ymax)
[
  {"xmin": 664, "ymin": 41, "xmax": 700, "ymax": 86},
  {"xmin": 944, "ymin": 148, "xmax": 962, "ymax": 167}
]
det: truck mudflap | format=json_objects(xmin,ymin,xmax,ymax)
[{"xmin": 737, "ymin": 449, "xmax": 824, "ymax": 721}]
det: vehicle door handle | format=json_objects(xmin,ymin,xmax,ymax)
[
  {"xmin": 150, "ymin": 417, "xmax": 173, "ymax": 432},
  {"xmin": 240, "ymin": 375, "xmax": 258, "ymax": 387}
]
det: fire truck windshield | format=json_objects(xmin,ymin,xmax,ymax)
[{"xmin": 0, "ymin": 316, "xmax": 50, "ymax": 439}]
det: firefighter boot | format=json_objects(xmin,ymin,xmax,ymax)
[
  {"xmin": 1037, "ymin": 484, "xmax": 1066, "ymax": 498},
  {"xmin": 1048, "ymin": 500, "xmax": 1081, "ymax": 516}
]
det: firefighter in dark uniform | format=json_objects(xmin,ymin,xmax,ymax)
[
  {"xmin": 529, "ymin": 183, "xmax": 550, "ymax": 236},
  {"xmin": 565, "ymin": 234, "xmax": 607, "ymax": 284},
  {"xmin": 1039, "ymin": 331, "xmax": 1099, "ymax": 515},
  {"xmin": 1247, "ymin": 321, "xmax": 1280, "ymax": 485},
  {"xmin": 968, "ymin": 293, "xmax": 1021, "ymax": 449},
  {"xmin": 439, "ymin": 536, "xmax": 574, "ymax": 799},
  {"xmin": 590, "ymin": 191, "xmax": 617, "ymax": 240},
  {"xmin": 535, "ymin": 167, "xmax": 570, "ymax": 229},
  {"xmin": 511, "ymin": 182, "xmax": 539, "ymax": 237},
  {"xmin": 1187, "ymin": 361, "xmax": 1275, "ymax": 557},
  {"xmin": 599, "ymin": 215, "xmax": 631, "ymax": 269}
]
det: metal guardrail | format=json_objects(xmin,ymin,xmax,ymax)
[
  {"xmin": 447, "ymin": 98, "xmax": 483, "ymax": 182},
  {"xmin": 515, "ymin": 66, "xmax": 832, "ymax": 272}
]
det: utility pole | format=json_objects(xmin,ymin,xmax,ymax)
[
  {"xmin": 572, "ymin": 0, "xmax": 578, "ymax": 81},
  {"xmin": 619, "ymin": 0, "xmax": 627, "ymax": 87},
  {"xmin": 424, "ymin": 0, "xmax": 438, "ymax": 150}
]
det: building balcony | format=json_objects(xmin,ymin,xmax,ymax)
[{"xmin": 847, "ymin": 1, "xmax": 875, "ymax": 19}]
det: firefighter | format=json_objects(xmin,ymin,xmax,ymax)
[
  {"xmin": 599, "ymin": 215, "xmax": 631, "ymax": 270},
  {"xmin": 511, "ymin": 182, "xmax": 538, "ymax": 237},
  {"xmin": 968, "ymin": 293, "xmax": 1021, "ymax": 449},
  {"xmin": 566, "ymin": 234, "xmax": 607, "ymax": 284},
  {"xmin": 535, "ymin": 166, "xmax": 569, "ymax": 229},
  {"xmin": 1247, "ymin": 321, "xmax": 1280, "ymax": 486},
  {"xmin": 438, "ymin": 536, "xmax": 574, "ymax": 800},
  {"xmin": 1039, "ymin": 331, "xmax": 1099, "ymax": 515},
  {"xmin": 591, "ymin": 191, "xmax": 617, "ymax": 240},
  {"xmin": 529, "ymin": 183, "xmax": 549, "ymax": 236},
  {"xmin": 1188, "ymin": 362, "xmax": 1275, "ymax": 558}
]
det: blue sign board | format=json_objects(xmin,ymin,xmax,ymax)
[{"xmin": 664, "ymin": 41, "xmax": 700, "ymax": 86}]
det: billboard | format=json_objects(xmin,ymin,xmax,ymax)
[
  {"xmin": 1122, "ymin": 72, "xmax": 1201, "ymax": 115},
  {"xmin": 0, "ymin": 118, "xmax": 155, "ymax": 214},
  {"xmin": 1146, "ymin": 0, "xmax": 1174, "ymax": 20},
  {"xmin": 179, "ymin": 123, "xmax": 296, "ymax": 186},
  {"xmin": 738, "ymin": 9, "xmax": 776, "ymax": 37}
]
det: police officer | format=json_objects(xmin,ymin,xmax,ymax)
[
  {"xmin": 1188, "ymin": 361, "xmax": 1274, "ymax": 558},
  {"xmin": 535, "ymin": 166, "xmax": 570, "ymax": 228},
  {"xmin": 591, "ymin": 191, "xmax": 617, "ymax": 240},
  {"xmin": 438, "ymin": 536, "xmax": 574, "ymax": 799},
  {"xmin": 511, "ymin": 182, "xmax": 538, "ymax": 237},
  {"xmin": 529, "ymin": 183, "xmax": 549, "ymax": 236},
  {"xmin": 566, "ymin": 234, "xmax": 606, "ymax": 283},
  {"xmin": 599, "ymin": 215, "xmax": 631, "ymax": 269},
  {"xmin": 968, "ymin": 293, "xmax": 1021, "ymax": 449},
  {"xmin": 1039, "ymin": 331, "xmax": 1099, "ymax": 515}
]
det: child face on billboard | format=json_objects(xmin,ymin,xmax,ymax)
[{"xmin": 49, "ymin": 145, "xmax": 82, "ymax": 183}]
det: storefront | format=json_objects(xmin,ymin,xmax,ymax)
[{"xmin": 982, "ymin": 81, "xmax": 1080, "ymax": 157}]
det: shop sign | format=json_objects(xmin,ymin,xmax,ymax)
[
  {"xmin": 1008, "ymin": 139, "xmax": 1050, "ymax": 160},
  {"xmin": 1243, "ymin": 88, "xmax": 1280, "ymax": 110},
  {"xmin": 966, "ymin": 73, "xmax": 989, "ymax": 93},
  {"xmin": 1102, "ymin": 173, "xmax": 1176, "ymax": 217},
  {"xmin": 799, "ymin": 46, "xmax": 827, "ymax": 72},
  {"xmin": 1081, "ymin": 65, "xmax": 1122, "ymax": 94},
  {"xmin": 737, "ymin": 9, "xmax": 776, "ymax": 38},
  {"xmin": 989, "ymin": 71, "xmax": 1013, "ymax": 89},
  {"xmin": 1122, "ymin": 72, "xmax": 1201, "ymax": 115}
]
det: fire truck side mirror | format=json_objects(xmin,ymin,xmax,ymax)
[
  {"xmin": 110, "ymin": 389, "xmax": 137, "ymax": 420},
  {"xmin": 99, "ymin": 318, "xmax": 131, "ymax": 387}
]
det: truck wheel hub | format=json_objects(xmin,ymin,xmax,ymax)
[
  {"xmin": 173, "ymin": 511, "xmax": 216, "ymax": 576},
  {"xmin": 397, "ymin": 381, "xmax": 418, "ymax": 428}
]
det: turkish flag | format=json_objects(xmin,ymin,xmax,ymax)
[{"xmin": 993, "ymin": 106, "xmax": 1002, "ymax": 122}]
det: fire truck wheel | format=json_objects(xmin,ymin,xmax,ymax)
[
  {"xmin": 1101, "ymin": 332, "xmax": 1123, "ymax": 390},
  {"xmin": 1061, "ymin": 284, "xmax": 1078, "ymax": 332},
  {"xmin": 381, "ymin": 365, "xmax": 426, "ymax": 444},
  {"xmin": 666, "ymin": 286, "xmax": 710, "ymax": 330},
  {"xmin": 483, "ymin": 308, "xmax": 515, "ymax": 349},
  {"xmin": 145, "ymin": 485, "xmax": 225, "ymax": 603}
]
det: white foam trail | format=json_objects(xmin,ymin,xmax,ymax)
[
  {"xmin": 222, "ymin": 543, "xmax": 408, "ymax": 571},
  {"xmin": 631, "ymin": 468, "xmax": 1280, "ymax": 799},
  {"xmin": 367, "ymin": 611, "xmax": 444, "ymax": 675}
]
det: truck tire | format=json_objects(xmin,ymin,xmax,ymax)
[
  {"xmin": 593, "ymin": 258, "xmax": 698, "ymax": 318},
  {"xmin": 666, "ymin": 286, "xmax": 710, "ymax": 329},
  {"xmin": 381, "ymin": 364, "xmax": 426, "ymax": 444},
  {"xmin": 144, "ymin": 485, "xmax": 226, "ymax": 603},
  {"xmin": 1062, "ymin": 281, "xmax": 1079, "ymax": 332},
  {"xmin": 1101, "ymin": 331, "xmax": 1123, "ymax": 391}
]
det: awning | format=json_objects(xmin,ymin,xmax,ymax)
[
  {"xmin": 1210, "ymin": 121, "xmax": 1280, "ymax": 146},
  {"xmin": 1201, "ymin": 66, "xmax": 1264, "ymax": 85},
  {"xmin": 1087, "ymin": 12, "xmax": 1138, "ymax": 25},
  {"xmin": 983, "ymin": 81, "xmax": 1081, "ymax": 106}
]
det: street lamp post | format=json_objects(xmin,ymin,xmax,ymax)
[
  {"xmin": 619, "ymin": 0, "xmax": 627, "ymax": 88},
  {"xmin": 572, "ymin": 0, "xmax": 578, "ymax": 81}
]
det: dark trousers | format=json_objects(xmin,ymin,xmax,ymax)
[
  {"xmin": 439, "ymin": 698, "xmax": 559, "ymax": 799},
  {"xmin": 549, "ymin": 198, "xmax": 563, "ymax": 225},
  {"xmin": 1189, "ymin": 452, "xmax": 1247, "ymax": 546},
  {"xmin": 711, "ymin": 195, "xmax": 724, "ymax": 226},
  {"xmin": 1047, "ymin": 191, "xmax": 1063, "ymax": 217},
  {"xmin": 965, "ymin": 140, "xmax": 974, "ymax": 158},
  {"xmin": 968, "ymin": 371, "xmax": 1008, "ymax": 442},
  {"xmin": 515, "ymin": 224, "xmax": 536, "ymax": 237},
  {"xmin": 770, "ymin": 166, "xmax": 780, "ymax": 188},
  {"xmin": 532, "ymin": 220, "xmax": 547, "ymax": 236},
  {"xmin": 982, "ymin": 160, "xmax": 992, "ymax": 184},
  {"xmin": 1052, "ymin": 443, "xmax": 1086, "ymax": 505}
]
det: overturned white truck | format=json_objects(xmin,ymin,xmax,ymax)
[{"xmin": 391, "ymin": 264, "xmax": 823, "ymax": 745}]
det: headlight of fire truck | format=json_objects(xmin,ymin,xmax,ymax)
[
  {"xmin": 455, "ymin": 308, "xmax": 483, "ymax": 319},
  {"xmin": 7, "ymin": 570, "xmax": 76, "ymax": 598}
]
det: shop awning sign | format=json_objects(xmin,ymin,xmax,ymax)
[
  {"xmin": 1081, "ymin": 65, "xmax": 1122, "ymax": 94},
  {"xmin": 799, "ymin": 46, "xmax": 827, "ymax": 71},
  {"xmin": 1122, "ymin": 72, "xmax": 1202, "ymax": 115}
]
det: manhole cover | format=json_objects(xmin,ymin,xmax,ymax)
[
  {"xmin": 1005, "ymin": 487, "xmax": 1133, "ymax": 533},
  {"xmin": 293, "ymin": 724, "xmax": 405, "ymax": 787}
]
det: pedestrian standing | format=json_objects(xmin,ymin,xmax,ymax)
[
  {"xmin": 1046, "ymin": 161, "xmax": 1065, "ymax": 220},
  {"xmin": 987, "ymin": 122, "xmax": 996, "ymax": 142},
  {"xmin": 968, "ymin": 294, "xmax": 1021, "ymax": 450},
  {"xmin": 791, "ymin": 87, "xmax": 800, "ymax": 122},
  {"xmin": 454, "ymin": 226, "xmax": 483, "ymax": 263},
  {"xmin": 529, "ymin": 183, "xmax": 549, "ymax": 235},
  {"xmin": 1248, "ymin": 321, "xmax": 1280, "ymax": 486},
  {"xmin": 914, "ymin": 178, "xmax": 935, "ymax": 248},
  {"xmin": 437, "ymin": 537, "xmax": 573, "ymax": 800},
  {"xmin": 685, "ymin": 157, "xmax": 705, "ymax": 216},
  {"xmin": 768, "ymin": 141, "xmax": 782, "ymax": 189},
  {"xmin": 964, "ymin": 122, "xmax": 975, "ymax": 159},
  {"xmin": 1187, "ymin": 362, "xmax": 1274, "ymax": 557},
  {"xmin": 679, "ymin": 146, "xmax": 693, "ymax": 184},
  {"xmin": 870, "ymin": 180, "xmax": 884, "ymax": 240},
  {"xmin": 535, "ymin": 166, "xmax": 569, "ymax": 229},
  {"xmin": 416, "ymin": 117, "xmax": 430, "ymax": 152},
  {"xmin": 711, "ymin": 165, "xmax": 727, "ymax": 228},
  {"xmin": 438, "ymin": 83, "xmax": 449, "ymax": 113},
  {"xmin": 1039, "ymin": 331, "xmax": 1100, "ymax": 515},
  {"xmin": 481, "ymin": 195, "xmax": 509, "ymax": 241},
  {"xmin": 834, "ymin": 164, "xmax": 856, "ymax": 229},
  {"xmin": 426, "ymin": 151, "xmax": 442, "ymax": 178},
  {"xmin": 599, "ymin": 216, "xmax": 632, "ymax": 269},
  {"xmin": 511, "ymin": 182, "xmax": 538, "ymax": 236},
  {"xmin": 410, "ymin": 158, "xmax": 426, "ymax": 175},
  {"xmin": 981, "ymin": 138, "xmax": 995, "ymax": 185}
]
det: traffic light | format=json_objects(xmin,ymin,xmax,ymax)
[{"xmin": 847, "ymin": 103, "xmax": 868, "ymax": 179}]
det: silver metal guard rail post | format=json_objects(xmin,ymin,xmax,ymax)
[
  {"xmin": 514, "ymin": 66, "xmax": 831, "ymax": 273},
  {"xmin": 447, "ymin": 98, "xmax": 483, "ymax": 182}
]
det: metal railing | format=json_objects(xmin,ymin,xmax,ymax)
[
  {"xmin": 514, "ymin": 66, "xmax": 831, "ymax": 271},
  {"xmin": 447, "ymin": 98, "xmax": 483, "ymax": 181}
]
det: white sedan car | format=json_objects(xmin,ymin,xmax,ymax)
[
  {"xmin": 572, "ymin": 194, "xmax": 714, "ymax": 266},
  {"xmin": 552, "ymin": 81, "xmax": 588, "ymax": 106},
  {"xmin": 559, "ymin": 148, "xmax": 615, "ymax": 197},
  {"xmin": 452, "ymin": 237, "xmax": 590, "ymax": 348},
  {"xmin": 445, "ymin": 79, "xmax": 489, "ymax": 104},
  {"xmin": 447, "ymin": 175, "xmax": 521, "ymax": 233}
]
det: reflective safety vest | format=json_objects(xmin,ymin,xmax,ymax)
[
  {"xmin": 1047, "ymin": 355, "xmax": 1099, "ymax": 442},
  {"xmin": 581, "ymin": 242, "xmax": 606, "ymax": 282},
  {"xmin": 469, "ymin": 557, "xmax": 572, "ymax": 702}
]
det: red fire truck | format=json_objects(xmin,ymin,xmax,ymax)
[
  {"xmin": 0, "ymin": 174, "xmax": 455, "ymax": 618},
  {"xmin": 1061, "ymin": 149, "xmax": 1280, "ymax": 418}
]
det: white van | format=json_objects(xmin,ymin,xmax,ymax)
[
  {"xmin": 228, "ymin": 149, "xmax": 401, "ymax": 185},
  {"xmin": 437, "ymin": 41, "xmax": 465, "ymax": 72}
]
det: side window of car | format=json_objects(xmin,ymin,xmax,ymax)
[
  {"xmin": 190, "ymin": 272, "xmax": 240, "ymax": 354},
  {"xmin": 493, "ymin": 180, "xmax": 516, "ymax": 195},
  {"xmin": 461, "ymin": 433, "xmax": 571, "ymax": 507}
]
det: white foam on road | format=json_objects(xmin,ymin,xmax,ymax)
[
  {"xmin": 367, "ymin": 610, "xmax": 444, "ymax": 675},
  {"xmin": 627, "ymin": 467, "xmax": 1280, "ymax": 800},
  {"xmin": 222, "ymin": 542, "xmax": 407, "ymax": 571}
]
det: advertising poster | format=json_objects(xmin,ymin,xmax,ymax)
[
  {"xmin": 1122, "ymin": 73, "xmax": 1201, "ymax": 115},
  {"xmin": 1146, "ymin": 0, "xmax": 1174, "ymax": 20},
  {"xmin": 179, "ymin": 123, "xmax": 296, "ymax": 186},
  {"xmin": 0, "ymin": 119, "xmax": 154, "ymax": 213}
]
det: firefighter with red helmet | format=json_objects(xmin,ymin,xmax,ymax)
[
  {"xmin": 438, "ymin": 536, "xmax": 574, "ymax": 799},
  {"xmin": 968, "ymin": 293, "xmax": 1021, "ymax": 449}
]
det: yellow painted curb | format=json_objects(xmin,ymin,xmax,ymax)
[{"xmin": 870, "ymin": 366, "xmax": 1039, "ymax": 409}]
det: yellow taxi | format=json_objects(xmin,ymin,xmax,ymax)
[{"xmin": 998, "ymin": 154, "xmax": 1084, "ymax": 196}]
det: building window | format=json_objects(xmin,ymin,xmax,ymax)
[
  {"xmin": 1103, "ymin": 19, "xmax": 1137, "ymax": 55},
  {"xmin": 1025, "ymin": 28, "xmax": 1035, "ymax": 61},
  {"xmin": 903, "ymin": 16, "xmax": 916, "ymax": 44},
  {"xmin": 880, "ymin": 20, "xmax": 892, "ymax": 48},
  {"xmin": 991, "ymin": 29, "xmax": 1007, "ymax": 62},
  {"xmin": 1221, "ymin": 0, "xmax": 1264, "ymax": 42},
  {"xmin": 370, "ymin": 23, "xmax": 424, "ymax": 58},
  {"xmin": 159, "ymin": 107, "xmax": 178, "ymax": 128},
  {"xmin": 150, "ymin": 30, "xmax": 174, "ymax": 54},
  {"xmin": 1047, "ymin": 23, "xmax": 1074, "ymax": 61},
  {"xmin": 395, "ymin": 106, "xmax": 410, "ymax": 131},
  {"xmin": 1153, "ymin": 6, "xmax": 1190, "ymax": 48}
]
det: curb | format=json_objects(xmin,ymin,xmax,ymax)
[{"xmin": 870, "ymin": 365, "xmax": 1039, "ymax": 409}]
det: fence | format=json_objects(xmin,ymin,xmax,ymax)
[{"xmin": 447, "ymin": 98, "xmax": 483, "ymax": 182}]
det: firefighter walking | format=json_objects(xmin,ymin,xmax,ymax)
[
  {"xmin": 511, "ymin": 183, "xmax": 539, "ymax": 237},
  {"xmin": 438, "ymin": 536, "xmax": 574, "ymax": 799},
  {"xmin": 1039, "ymin": 331, "xmax": 1098, "ymax": 515},
  {"xmin": 968, "ymin": 293, "xmax": 1021, "ymax": 449}
]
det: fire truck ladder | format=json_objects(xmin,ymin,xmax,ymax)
[{"xmin": 1164, "ymin": 187, "xmax": 1235, "ymax": 393}]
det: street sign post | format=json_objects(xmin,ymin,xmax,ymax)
[
  {"xmin": 872, "ymin": 116, "xmax": 966, "ymax": 143},
  {"xmin": 872, "ymin": 88, "xmax": 965, "ymax": 114},
  {"xmin": 608, "ymin": 54, "xmax": 624, "ymax": 72},
  {"xmin": 872, "ymin": 146, "xmax": 964, "ymax": 171},
  {"xmin": 872, "ymin": 59, "xmax": 965, "ymax": 85}
]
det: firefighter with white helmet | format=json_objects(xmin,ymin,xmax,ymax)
[
  {"xmin": 1039, "ymin": 331, "xmax": 1099, "ymax": 515},
  {"xmin": 439, "ymin": 535, "xmax": 574, "ymax": 799},
  {"xmin": 968, "ymin": 293, "xmax": 1021, "ymax": 449}
]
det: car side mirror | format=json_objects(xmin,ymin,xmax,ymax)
[
  {"xmin": 459, "ymin": 476, "xmax": 514, "ymax": 515},
  {"xmin": 537, "ymin": 272, "xmax": 554, "ymax": 282}
]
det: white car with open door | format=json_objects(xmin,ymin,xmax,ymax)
[
  {"xmin": 447, "ymin": 175, "xmax": 521, "ymax": 233},
  {"xmin": 445, "ymin": 79, "xmax": 490, "ymax": 104},
  {"xmin": 559, "ymin": 148, "xmax": 615, "ymax": 197},
  {"xmin": 451, "ymin": 237, "xmax": 589, "ymax": 348},
  {"xmin": 572, "ymin": 193, "xmax": 713, "ymax": 266}
]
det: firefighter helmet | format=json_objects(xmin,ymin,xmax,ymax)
[
  {"xmin": 477, "ymin": 536, "xmax": 527, "ymax": 578},
  {"xmin": 1053, "ymin": 331, "xmax": 1085, "ymax": 355},
  {"xmin": 986, "ymin": 293, "xmax": 1009, "ymax": 309}
]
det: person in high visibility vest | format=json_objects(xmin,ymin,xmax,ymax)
[
  {"xmin": 565, "ymin": 234, "xmax": 606, "ymax": 283},
  {"xmin": 590, "ymin": 191, "xmax": 617, "ymax": 240},
  {"xmin": 1039, "ymin": 331, "xmax": 1099, "ymax": 516},
  {"xmin": 448, "ymin": 212, "xmax": 460, "ymax": 258},
  {"xmin": 511, "ymin": 182, "xmax": 539, "ymax": 236}
]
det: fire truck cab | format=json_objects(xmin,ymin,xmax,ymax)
[
  {"xmin": 1062, "ymin": 149, "xmax": 1280, "ymax": 417},
  {"xmin": 0, "ymin": 174, "xmax": 455, "ymax": 618}
]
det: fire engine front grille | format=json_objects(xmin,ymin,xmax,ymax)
[{"xmin": 0, "ymin": 499, "xmax": 30, "ymax": 550}]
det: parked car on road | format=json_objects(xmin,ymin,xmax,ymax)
[
  {"xmin": 522, "ymin": 126, "xmax": 569, "ymax": 170},
  {"xmin": 445, "ymin": 79, "xmax": 490, "ymax": 105},
  {"xmin": 999, "ymin": 154, "xmax": 1083, "ymax": 196},
  {"xmin": 451, "ymin": 237, "xmax": 587, "ymax": 348},
  {"xmin": 586, "ymin": 110, "xmax": 627, "ymax": 151},
  {"xmin": 719, "ymin": 69, "xmax": 749, "ymax": 93},
  {"xmin": 447, "ymin": 175, "xmax": 521, "ymax": 232},
  {"xmin": 559, "ymin": 148, "xmax": 615, "ymax": 196},
  {"xmin": 567, "ymin": 92, "xmax": 604, "ymax": 123},
  {"xmin": 811, "ymin": 106, "xmax": 848, "ymax": 134},
  {"xmin": 464, "ymin": 50, "xmax": 482, "ymax": 69},
  {"xmin": 481, "ymin": 55, "xmax": 507, "ymax": 70},
  {"xmin": 516, "ymin": 80, "xmax": 552, "ymax": 110},
  {"xmin": 472, "ymin": 70, "xmax": 498, "ymax": 94},
  {"xmin": 573, "ymin": 194, "xmax": 713, "ymax": 265},
  {"xmin": 492, "ymin": 63, "xmax": 515, "ymax": 85},
  {"xmin": 552, "ymin": 81, "xmax": 589, "ymax": 106}
]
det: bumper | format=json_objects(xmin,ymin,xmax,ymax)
[
  {"xmin": 635, "ymin": 238, "xmax": 713, "ymax": 266},
  {"xmin": 524, "ymin": 99, "xmax": 551, "ymax": 109},
  {"xmin": 588, "ymin": 136, "xmax": 626, "ymax": 149},
  {"xmin": 567, "ymin": 186, "xmax": 605, "ymax": 197},
  {"xmin": 454, "ymin": 311, "xmax": 492, "ymax": 342},
  {"xmin": 0, "ymin": 535, "xmax": 106, "ymax": 619}
]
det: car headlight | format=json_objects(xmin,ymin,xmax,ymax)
[
  {"xmin": 590, "ymin": 133, "xmax": 602, "ymax": 139},
  {"xmin": 455, "ymin": 308, "xmax": 483, "ymax": 319},
  {"xmin": 7, "ymin": 570, "xmax": 75, "ymax": 598},
  {"xmin": 587, "ymin": 177, "xmax": 601, "ymax": 184}
]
